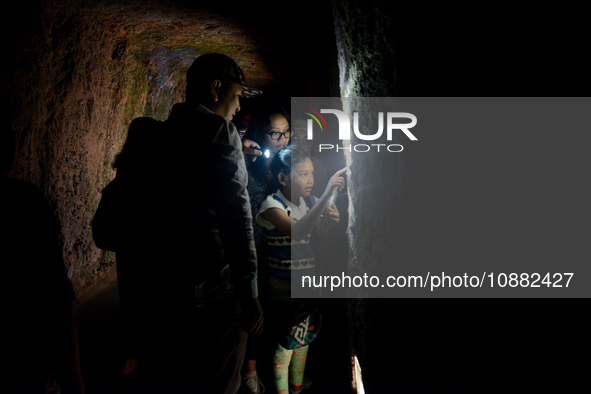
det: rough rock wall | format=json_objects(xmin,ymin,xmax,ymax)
[
  {"xmin": 332, "ymin": 1, "xmax": 402, "ymax": 392},
  {"xmin": 333, "ymin": 0, "xmax": 402, "ymax": 283},
  {"xmin": 333, "ymin": 0, "xmax": 396, "ymax": 98},
  {"xmin": 0, "ymin": 0, "xmax": 277, "ymax": 296}
]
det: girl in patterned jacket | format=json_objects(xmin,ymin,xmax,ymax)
[{"xmin": 256, "ymin": 146, "xmax": 346, "ymax": 394}]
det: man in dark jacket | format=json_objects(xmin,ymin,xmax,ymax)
[{"xmin": 94, "ymin": 53, "xmax": 263, "ymax": 393}]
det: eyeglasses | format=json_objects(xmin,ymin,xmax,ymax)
[{"xmin": 265, "ymin": 130, "xmax": 291, "ymax": 140}]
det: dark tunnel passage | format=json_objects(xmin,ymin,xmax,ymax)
[
  {"xmin": 1, "ymin": 0, "xmax": 321, "ymax": 295},
  {"xmin": 1, "ymin": 0, "xmax": 588, "ymax": 393},
  {"xmin": 1, "ymin": 1, "xmax": 349, "ymax": 393}
]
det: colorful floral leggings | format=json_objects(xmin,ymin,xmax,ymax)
[{"xmin": 273, "ymin": 343, "xmax": 309, "ymax": 394}]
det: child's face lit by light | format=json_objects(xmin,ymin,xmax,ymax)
[{"xmin": 289, "ymin": 157, "xmax": 315, "ymax": 198}]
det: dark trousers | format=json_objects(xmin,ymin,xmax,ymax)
[
  {"xmin": 120, "ymin": 296, "xmax": 247, "ymax": 394},
  {"xmin": 182, "ymin": 297, "xmax": 248, "ymax": 394},
  {"xmin": 116, "ymin": 253, "xmax": 247, "ymax": 394}
]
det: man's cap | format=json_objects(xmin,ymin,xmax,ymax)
[{"xmin": 187, "ymin": 53, "xmax": 263, "ymax": 98}]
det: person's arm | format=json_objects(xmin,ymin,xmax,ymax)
[
  {"xmin": 210, "ymin": 119, "xmax": 263, "ymax": 332},
  {"xmin": 261, "ymin": 168, "xmax": 347, "ymax": 241}
]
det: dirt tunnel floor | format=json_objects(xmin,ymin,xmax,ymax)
[{"xmin": 75, "ymin": 277, "xmax": 353, "ymax": 394}]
